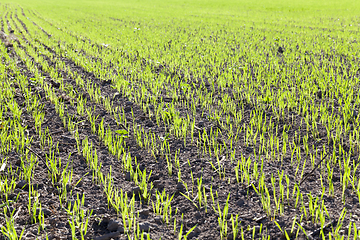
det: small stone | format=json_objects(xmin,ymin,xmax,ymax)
[
  {"xmin": 176, "ymin": 182, "xmax": 185, "ymax": 191},
  {"xmin": 130, "ymin": 186, "xmax": 141, "ymax": 195},
  {"xmin": 117, "ymin": 225, "xmax": 125, "ymax": 233},
  {"xmin": 153, "ymin": 180, "xmax": 163, "ymax": 189},
  {"xmin": 246, "ymin": 147, "xmax": 253, "ymax": 153},
  {"xmin": 8, "ymin": 193, "xmax": 17, "ymax": 200},
  {"xmin": 154, "ymin": 217, "xmax": 163, "ymax": 224},
  {"xmin": 333, "ymin": 176, "xmax": 340, "ymax": 182},
  {"xmin": 124, "ymin": 106, "xmax": 132, "ymax": 112},
  {"xmin": 32, "ymin": 183, "xmax": 44, "ymax": 190},
  {"xmin": 146, "ymin": 121, "xmax": 154, "ymax": 127},
  {"xmin": 236, "ymin": 199, "xmax": 245, "ymax": 207},
  {"xmin": 14, "ymin": 158, "xmax": 22, "ymax": 166},
  {"xmin": 187, "ymin": 226, "xmax": 201, "ymax": 238},
  {"xmin": 138, "ymin": 163, "xmax": 145, "ymax": 171},
  {"xmin": 107, "ymin": 219, "xmax": 121, "ymax": 232},
  {"xmin": 139, "ymin": 222, "xmax": 151, "ymax": 232},
  {"xmin": 178, "ymin": 206, "xmax": 187, "ymax": 213},
  {"xmin": 50, "ymin": 80, "xmax": 60, "ymax": 88},
  {"xmin": 138, "ymin": 209, "xmax": 150, "ymax": 216},
  {"xmin": 16, "ymin": 180, "xmax": 28, "ymax": 189},
  {"xmin": 94, "ymin": 207, "xmax": 106, "ymax": 214},
  {"xmin": 61, "ymin": 135, "xmax": 76, "ymax": 144},
  {"xmin": 125, "ymin": 171, "xmax": 131, "ymax": 181}
]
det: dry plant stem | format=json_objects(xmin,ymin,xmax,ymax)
[
  {"xmin": 42, "ymin": 111, "xmax": 57, "ymax": 126},
  {"xmin": 299, "ymin": 151, "xmax": 330, "ymax": 186},
  {"xmin": 25, "ymin": 145, "xmax": 52, "ymax": 172},
  {"xmin": 308, "ymin": 220, "xmax": 337, "ymax": 240}
]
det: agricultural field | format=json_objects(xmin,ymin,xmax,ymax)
[{"xmin": 0, "ymin": 0, "xmax": 360, "ymax": 239}]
